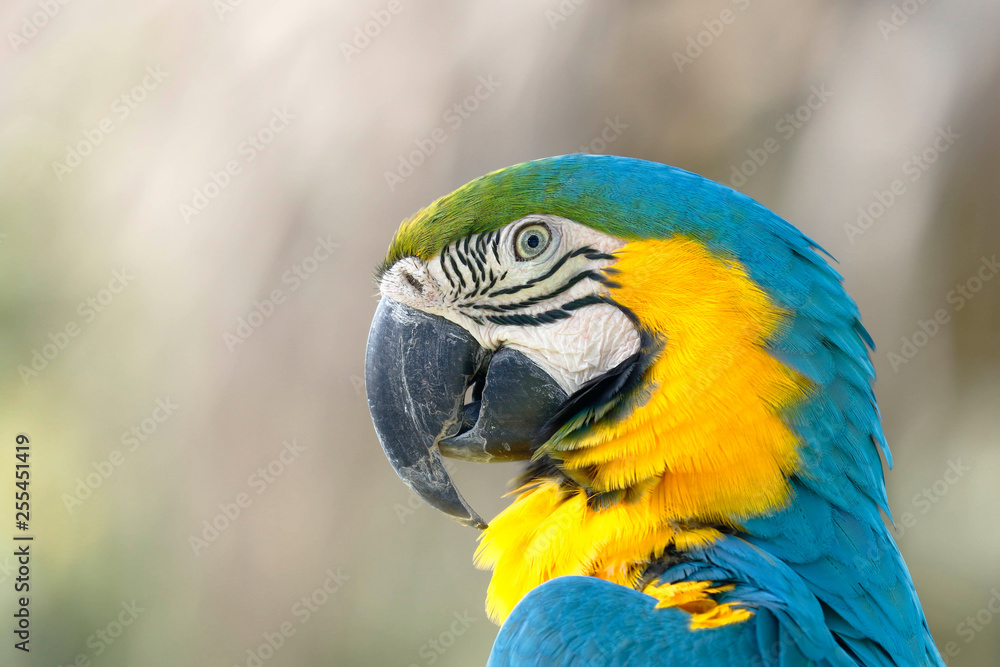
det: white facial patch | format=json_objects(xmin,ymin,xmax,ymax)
[
  {"xmin": 496, "ymin": 302, "xmax": 639, "ymax": 393},
  {"xmin": 380, "ymin": 215, "xmax": 641, "ymax": 395}
]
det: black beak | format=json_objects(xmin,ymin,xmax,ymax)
[{"xmin": 365, "ymin": 297, "xmax": 567, "ymax": 530}]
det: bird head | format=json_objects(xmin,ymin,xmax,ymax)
[{"xmin": 365, "ymin": 154, "xmax": 888, "ymax": 622}]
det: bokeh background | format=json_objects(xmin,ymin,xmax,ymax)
[{"xmin": 2, "ymin": 0, "xmax": 999, "ymax": 665}]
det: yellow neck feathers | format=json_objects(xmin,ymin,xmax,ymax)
[{"xmin": 476, "ymin": 237, "xmax": 812, "ymax": 624}]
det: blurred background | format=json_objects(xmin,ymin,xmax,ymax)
[{"xmin": 2, "ymin": 0, "xmax": 999, "ymax": 664}]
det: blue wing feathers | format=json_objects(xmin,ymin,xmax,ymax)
[{"xmin": 489, "ymin": 576, "xmax": 763, "ymax": 667}]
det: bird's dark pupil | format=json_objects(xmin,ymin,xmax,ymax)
[{"xmin": 527, "ymin": 235, "xmax": 539, "ymax": 248}]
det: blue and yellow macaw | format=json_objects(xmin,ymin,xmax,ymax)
[{"xmin": 365, "ymin": 154, "xmax": 943, "ymax": 666}]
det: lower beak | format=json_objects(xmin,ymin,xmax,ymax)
[{"xmin": 365, "ymin": 297, "xmax": 567, "ymax": 530}]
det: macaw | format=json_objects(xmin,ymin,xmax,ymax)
[{"xmin": 365, "ymin": 154, "xmax": 943, "ymax": 666}]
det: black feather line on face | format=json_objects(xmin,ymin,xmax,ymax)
[
  {"xmin": 487, "ymin": 246, "xmax": 599, "ymax": 298},
  {"xmin": 483, "ymin": 269, "xmax": 498, "ymax": 295},
  {"xmin": 484, "ymin": 309, "xmax": 572, "ymax": 327},
  {"xmin": 467, "ymin": 252, "xmax": 488, "ymax": 298},
  {"xmin": 468, "ymin": 270, "xmax": 598, "ymax": 312},
  {"xmin": 440, "ymin": 245, "xmax": 457, "ymax": 290},
  {"xmin": 475, "ymin": 232, "xmax": 489, "ymax": 264},
  {"xmin": 453, "ymin": 241, "xmax": 474, "ymax": 279},
  {"xmin": 460, "ymin": 248, "xmax": 482, "ymax": 293},
  {"xmin": 448, "ymin": 254, "xmax": 466, "ymax": 291}
]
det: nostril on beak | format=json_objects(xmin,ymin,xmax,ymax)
[{"xmin": 401, "ymin": 270, "xmax": 424, "ymax": 294}]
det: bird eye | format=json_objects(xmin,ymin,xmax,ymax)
[{"xmin": 514, "ymin": 224, "xmax": 551, "ymax": 260}]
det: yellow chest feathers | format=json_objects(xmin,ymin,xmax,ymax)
[{"xmin": 475, "ymin": 237, "xmax": 812, "ymax": 623}]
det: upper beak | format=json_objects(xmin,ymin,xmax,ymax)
[{"xmin": 365, "ymin": 297, "xmax": 567, "ymax": 530}]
